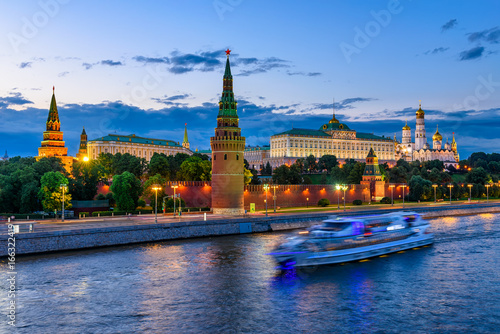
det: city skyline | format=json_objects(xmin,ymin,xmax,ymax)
[{"xmin": 1, "ymin": 1, "xmax": 499, "ymax": 159}]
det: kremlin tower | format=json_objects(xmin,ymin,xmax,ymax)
[
  {"xmin": 76, "ymin": 127, "xmax": 88, "ymax": 161},
  {"xmin": 182, "ymin": 123, "xmax": 190, "ymax": 150},
  {"xmin": 414, "ymin": 101, "xmax": 426, "ymax": 150},
  {"xmin": 210, "ymin": 49, "xmax": 246, "ymax": 215},
  {"xmin": 37, "ymin": 87, "xmax": 73, "ymax": 171}
]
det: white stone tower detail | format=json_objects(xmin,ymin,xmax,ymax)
[
  {"xmin": 415, "ymin": 101, "xmax": 426, "ymax": 150},
  {"xmin": 402, "ymin": 120, "xmax": 411, "ymax": 144}
]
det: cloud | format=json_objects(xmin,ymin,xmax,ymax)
[
  {"xmin": 441, "ymin": 19, "xmax": 457, "ymax": 32},
  {"xmin": 58, "ymin": 72, "xmax": 69, "ymax": 77},
  {"xmin": 168, "ymin": 51, "xmax": 222, "ymax": 74},
  {"xmin": 424, "ymin": 47, "xmax": 449, "ymax": 55},
  {"xmin": 133, "ymin": 56, "xmax": 170, "ymax": 64},
  {"xmin": 287, "ymin": 71, "xmax": 322, "ymax": 76},
  {"xmin": 82, "ymin": 63, "xmax": 93, "ymax": 70},
  {"xmin": 0, "ymin": 92, "xmax": 33, "ymax": 108},
  {"xmin": 18, "ymin": 62, "xmax": 32, "ymax": 69},
  {"xmin": 151, "ymin": 94, "xmax": 190, "ymax": 106},
  {"xmin": 468, "ymin": 27, "xmax": 500, "ymax": 44},
  {"xmin": 100, "ymin": 60, "xmax": 123, "ymax": 66},
  {"xmin": 459, "ymin": 46, "xmax": 485, "ymax": 61}
]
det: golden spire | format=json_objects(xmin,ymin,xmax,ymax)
[
  {"xmin": 328, "ymin": 98, "xmax": 339, "ymax": 124},
  {"xmin": 432, "ymin": 125, "xmax": 442, "ymax": 141},
  {"xmin": 416, "ymin": 100, "xmax": 425, "ymax": 118},
  {"xmin": 402, "ymin": 119, "xmax": 411, "ymax": 130}
]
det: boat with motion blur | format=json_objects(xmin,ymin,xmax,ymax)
[{"xmin": 269, "ymin": 211, "xmax": 433, "ymax": 269}]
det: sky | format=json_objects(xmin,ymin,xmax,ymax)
[{"xmin": 0, "ymin": 0, "xmax": 499, "ymax": 160}]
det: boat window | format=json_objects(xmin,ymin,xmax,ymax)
[
  {"xmin": 404, "ymin": 214, "xmax": 418, "ymax": 222},
  {"xmin": 320, "ymin": 222, "xmax": 351, "ymax": 232}
]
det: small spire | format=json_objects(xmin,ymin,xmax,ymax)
[
  {"xmin": 419, "ymin": 100, "xmax": 421, "ymax": 108},
  {"xmin": 53, "ymin": 86, "xmax": 55, "ymax": 93}
]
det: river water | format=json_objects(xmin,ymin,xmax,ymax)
[{"xmin": 1, "ymin": 213, "xmax": 499, "ymax": 333}]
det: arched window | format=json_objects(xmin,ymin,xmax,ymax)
[
  {"xmin": 214, "ymin": 154, "xmax": 216, "ymax": 160},
  {"xmin": 236, "ymin": 154, "xmax": 239, "ymax": 160},
  {"xmin": 224, "ymin": 154, "xmax": 227, "ymax": 160}
]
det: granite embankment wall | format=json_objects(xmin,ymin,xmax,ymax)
[{"xmin": 2, "ymin": 203, "xmax": 499, "ymax": 257}]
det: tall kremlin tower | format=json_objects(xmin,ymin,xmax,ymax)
[
  {"xmin": 182, "ymin": 123, "xmax": 190, "ymax": 150},
  {"xmin": 210, "ymin": 49, "xmax": 246, "ymax": 215},
  {"xmin": 76, "ymin": 127, "xmax": 88, "ymax": 161},
  {"xmin": 37, "ymin": 87, "xmax": 73, "ymax": 171},
  {"xmin": 414, "ymin": 101, "xmax": 427, "ymax": 150}
]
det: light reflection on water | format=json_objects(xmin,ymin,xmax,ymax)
[{"xmin": 1, "ymin": 214, "xmax": 499, "ymax": 333}]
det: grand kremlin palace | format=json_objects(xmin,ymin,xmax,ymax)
[{"xmin": 263, "ymin": 111, "xmax": 396, "ymax": 168}]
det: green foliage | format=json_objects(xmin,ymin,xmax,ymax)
[
  {"xmin": 317, "ymin": 198, "xmax": 330, "ymax": 207},
  {"xmin": 408, "ymin": 175, "xmax": 432, "ymax": 201},
  {"xmin": 110, "ymin": 171, "xmax": 143, "ymax": 211},
  {"xmin": 177, "ymin": 156, "xmax": 212, "ymax": 181},
  {"xmin": 38, "ymin": 171, "xmax": 72, "ymax": 212},
  {"xmin": 304, "ymin": 155, "xmax": 317, "ymax": 173},
  {"xmin": 302, "ymin": 175, "xmax": 313, "ymax": 184},
  {"xmin": 347, "ymin": 162, "xmax": 365, "ymax": 184},
  {"xmin": 352, "ymin": 199, "xmax": 362, "ymax": 205},
  {"xmin": 105, "ymin": 193, "xmax": 115, "ymax": 206},
  {"xmin": 465, "ymin": 167, "xmax": 490, "ymax": 184},
  {"xmin": 262, "ymin": 162, "xmax": 273, "ymax": 175},
  {"xmin": 318, "ymin": 155, "xmax": 338, "ymax": 173},
  {"xmin": 380, "ymin": 197, "xmax": 391, "ymax": 204},
  {"xmin": 112, "ymin": 153, "xmax": 147, "ymax": 178},
  {"xmin": 293, "ymin": 159, "xmax": 305, "ymax": 174},
  {"xmin": 244, "ymin": 168, "xmax": 253, "ymax": 185},
  {"xmin": 165, "ymin": 197, "xmax": 186, "ymax": 209},
  {"xmin": 272, "ymin": 165, "xmax": 302, "ymax": 184},
  {"xmin": 250, "ymin": 168, "xmax": 260, "ymax": 185},
  {"xmin": 69, "ymin": 160, "xmax": 107, "ymax": 200},
  {"xmin": 96, "ymin": 193, "xmax": 106, "ymax": 200},
  {"xmin": 137, "ymin": 199, "xmax": 146, "ymax": 208},
  {"xmin": 148, "ymin": 153, "xmax": 170, "ymax": 179}
]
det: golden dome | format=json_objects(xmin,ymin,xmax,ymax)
[
  {"xmin": 402, "ymin": 120, "xmax": 411, "ymax": 130},
  {"xmin": 416, "ymin": 100, "xmax": 424, "ymax": 119},
  {"xmin": 329, "ymin": 116, "xmax": 339, "ymax": 124},
  {"xmin": 432, "ymin": 125, "xmax": 442, "ymax": 141}
]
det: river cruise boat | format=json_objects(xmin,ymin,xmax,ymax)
[{"xmin": 269, "ymin": 211, "xmax": 434, "ymax": 269}]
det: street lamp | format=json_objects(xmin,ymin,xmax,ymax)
[
  {"xmin": 336, "ymin": 184, "xmax": 341, "ymax": 209},
  {"xmin": 59, "ymin": 184, "xmax": 68, "ymax": 222},
  {"xmin": 263, "ymin": 184, "xmax": 269, "ymax": 216},
  {"xmin": 485, "ymin": 184, "xmax": 490, "ymax": 202},
  {"xmin": 467, "ymin": 184, "xmax": 473, "ymax": 201},
  {"xmin": 271, "ymin": 185, "xmax": 278, "ymax": 213},
  {"xmin": 447, "ymin": 184, "xmax": 454, "ymax": 204},
  {"xmin": 432, "ymin": 184, "xmax": 438, "ymax": 203},
  {"xmin": 306, "ymin": 197, "xmax": 309, "ymax": 208},
  {"xmin": 152, "ymin": 185, "xmax": 161, "ymax": 223},
  {"xmin": 341, "ymin": 185, "xmax": 348, "ymax": 211},
  {"xmin": 389, "ymin": 184, "xmax": 395, "ymax": 206},
  {"xmin": 171, "ymin": 184, "xmax": 179, "ymax": 217},
  {"xmin": 400, "ymin": 184, "xmax": 407, "ymax": 209}
]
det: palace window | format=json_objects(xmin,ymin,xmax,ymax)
[
  {"xmin": 224, "ymin": 154, "xmax": 227, "ymax": 160},
  {"xmin": 236, "ymin": 154, "xmax": 239, "ymax": 160}
]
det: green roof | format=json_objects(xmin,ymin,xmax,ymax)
[
  {"xmin": 197, "ymin": 149, "xmax": 212, "ymax": 154},
  {"xmin": 89, "ymin": 134, "xmax": 182, "ymax": 147},
  {"xmin": 273, "ymin": 128, "xmax": 330, "ymax": 137},
  {"xmin": 245, "ymin": 146, "xmax": 270, "ymax": 151},
  {"xmin": 320, "ymin": 122, "xmax": 351, "ymax": 131},
  {"xmin": 356, "ymin": 132, "xmax": 392, "ymax": 141}
]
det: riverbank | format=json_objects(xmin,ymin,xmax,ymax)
[{"xmin": 2, "ymin": 202, "xmax": 499, "ymax": 257}]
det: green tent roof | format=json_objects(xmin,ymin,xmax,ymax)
[
  {"xmin": 273, "ymin": 128, "xmax": 330, "ymax": 137},
  {"xmin": 89, "ymin": 134, "xmax": 182, "ymax": 147}
]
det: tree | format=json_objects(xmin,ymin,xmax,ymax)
[
  {"xmin": 243, "ymin": 159, "xmax": 250, "ymax": 170},
  {"xmin": 110, "ymin": 171, "xmax": 143, "ymax": 211},
  {"xmin": 69, "ymin": 160, "xmax": 107, "ymax": 200},
  {"xmin": 143, "ymin": 174, "xmax": 167, "ymax": 211},
  {"xmin": 408, "ymin": 175, "xmax": 432, "ymax": 201},
  {"xmin": 263, "ymin": 162, "xmax": 273, "ymax": 175},
  {"xmin": 293, "ymin": 158, "xmax": 305, "ymax": 174},
  {"xmin": 38, "ymin": 171, "xmax": 72, "ymax": 212},
  {"xmin": 304, "ymin": 155, "xmax": 317, "ymax": 173},
  {"xmin": 272, "ymin": 165, "xmax": 302, "ymax": 184},
  {"xmin": 168, "ymin": 153, "xmax": 191, "ymax": 180},
  {"xmin": 177, "ymin": 156, "xmax": 212, "ymax": 181},
  {"xmin": 465, "ymin": 167, "xmax": 490, "ymax": 184},
  {"xmin": 148, "ymin": 153, "xmax": 170, "ymax": 179},
  {"xmin": 244, "ymin": 168, "xmax": 253, "ymax": 185},
  {"xmin": 112, "ymin": 153, "xmax": 146, "ymax": 178},
  {"xmin": 318, "ymin": 155, "xmax": 338, "ymax": 173},
  {"xmin": 250, "ymin": 168, "xmax": 260, "ymax": 185},
  {"xmin": 347, "ymin": 162, "xmax": 365, "ymax": 184},
  {"xmin": 192, "ymin": 152, "xmax": 210, "ymax": 161}
]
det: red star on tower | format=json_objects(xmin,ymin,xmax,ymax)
[{"xmin": 225, "ymin": 49, "xmax": 231, "ymax": 56}]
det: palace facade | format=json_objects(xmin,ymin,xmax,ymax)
[
  {"xmin": 395, "ymin": 102, "xmax": 459, "ymax": 167},
  {"xmin": 87, "ymin": 133, "xmax": 192, "ymax": 161}
]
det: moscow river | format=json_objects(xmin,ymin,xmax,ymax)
[{"xmin": 1, "ymin": 213, "xmax": 499, "ymax": 333}]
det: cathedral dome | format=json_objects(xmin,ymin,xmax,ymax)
[
  {"xmin": 432, "ymin": 126, "xmax": 442, "ymax": 141},
  {"xmin": 402, "ymin": 120, "xmax": 411, "ymax": 130},
  {"xmin": 416, "ymin": 101, "xmax": 424, "ymax": 119},
  {"xmin": 329, "ymin": 116, "xmax": 340, "ymax": 124}
]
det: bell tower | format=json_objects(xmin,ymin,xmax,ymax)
[{"xmin": 210, "ymin": 49, "xmax": 246, "ymax": 215}]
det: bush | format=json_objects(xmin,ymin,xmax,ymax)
[
  {"xmin": 79, "ymin": 212, "xmax": 89, "ymax": 217},
  {"xmin": 352, "ymin": 199, "xmax": 362, "ymax": 205},
  {"xmin": 317, "ymin": 198, "xmax": 330, "ymax": 207},
  {"xmin": 137, "ymin": 199, "xmax": 146, "ymax": 208},
  {"xmin": 96, "ymin": 193, "xmax": 106, "ymax": 200},
  {"xmin": 380, "ymin": 197, "xmax": 391, "ymax": 204}
]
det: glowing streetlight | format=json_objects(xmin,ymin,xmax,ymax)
[
  {"xmin": 400, "ymin": 184, "xmax": 407, "ymax": 209},
  {"xmin": 59, "ymin": 184, "xmax": 68, "ymax": 222},
  {"xmin": 485, "ymin": 184, "xmax": 490, "ymax": 202},
  {"xmin": 83, "ymin": 156, "xmax": 89, "ymax": 162},
  {"xmin": 447, "ymin": 184, "xmax": 454, "ymax": 204},
  {"xmin": 336, "ymin": 184, "xmax": 341, "ymax": 209},
  {"xmin": 432, "ymin": 184, "xmax": 438, "ymax": 203},
  {"xmin": 152, "ymin": 185, "xmax": 162, "ymax": 223},
  {"xmin": 171, "ymin": 184, "xmax": 179, "ymax": 217},
  {"xmin": 306, "ymin": 197, "xmax": 309, "ymax": 208},
  {"xmin": 263, "ymin": 184, "xmax": 269, "ymax": 216},
  {"xmin": 389, "ymin": 184, "xmax": 395, "ymax": 206},
  {"xmin": 340, "ymin": 185, "xmax": 348, "ymax": 211},
  {"xmin": 467, "ymin": 184, "xmax": 473, "ymax": 201}
]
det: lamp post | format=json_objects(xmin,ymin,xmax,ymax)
[
  {"xmin": 336, "ymin": 184, "xmax": 341, "ymax": 209},
  {"xmin": 485, "ymin": 184, "xmax": 490, "ymax": 202},
  {"xmin": 272, "ymin": 185, "xmax": 278, "ymax": 213},
  {"xmin": 389, "ymin": 184, "xmax": 395, "ymax": 206},
  {"xmin": 263, "ymin": 184, "xmax": 269, "ymax": 216},
  {"xmin": 171, "ymin": 184, "xmax": 179, "ymax": 217},
  {"xmin": 341, "ymin": 185, "xmax": 348, "ymax": 211},
  {"xmin": 401, "ymin": 184, "xmax": 407, "ymax": 209},
  {"xmin": 467, "ymin": 184, "xmax": 473, "ymax": 201},
  {"xmin": 447, "ymin": 184, "xmax": 454, "ymax": 204},
  {"xmin": 59, "ymin": 184, "xmax": 67, "ymax": 222},
  {"xmin": 152, "ymin": 185, "xmax": 161, "ymax": 223},
  {"xmin": 306, "ymin": 197, "xmax": 309, "ymax": 208},
  {"xmin": 432, "ymin": 184, "xmax": 438, "ymax": 203}
]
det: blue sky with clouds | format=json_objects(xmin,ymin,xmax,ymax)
[{"xmin": 0, "ymin": 0, "xmax": 499, "ymax": 159}]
